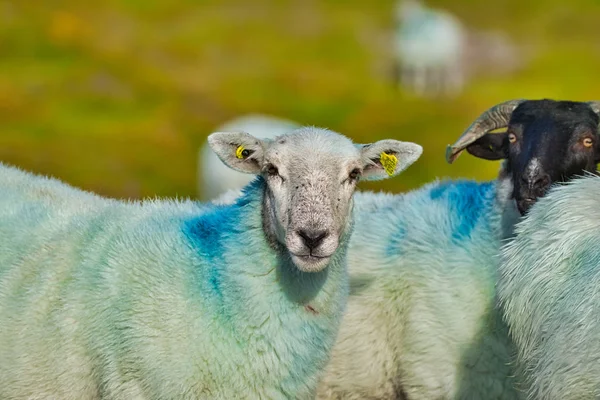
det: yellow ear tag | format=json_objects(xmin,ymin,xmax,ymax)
[
  {"xmin": 380, "ymin": 152, "xmax": 398, "ymax": 176},
  {"xmin": 235, "ymin": 145, "xmax": 246, "ymax": 159}
]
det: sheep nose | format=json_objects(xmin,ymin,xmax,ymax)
[
  {"xmin": 297, "ymin": 229, "xmax": 328, "ymax": 251},
  {"xmin": 521, "ymin": 173, "xmax": 550, "ymax": 191}
]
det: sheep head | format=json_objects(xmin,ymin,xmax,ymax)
[
  {"xmin": 447, "ymin": 99, "xmax": 600, "ymax": 214},
  {"xmin": 209, "ymin": 127, "xmax": 423, "ymax": 272}
]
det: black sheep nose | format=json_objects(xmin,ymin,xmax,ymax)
[
  {"xmin": 521, "ymin": 173, "xmax": 550, "ymax": 191},
  {"xmin": 297, "ymin": 230, "xmax": 328, "ymax": 250}
]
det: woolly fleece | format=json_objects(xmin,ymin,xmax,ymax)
[
  {"xmin": 499, "ymin": 174, "xmax": 600, "ymax": 400},
  {"xmin": 0, "ymin": 163, "xmax": 349, "ymax": 400},
  {"xmin": 318, "ymin": 178, "xmax": 522, "ymax": 400}
]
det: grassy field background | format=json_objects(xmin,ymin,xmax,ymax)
[{"xmin": 1, "ymin": 0, "xmax": 600, "ymax": 199}]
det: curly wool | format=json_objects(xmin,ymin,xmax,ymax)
[{"xmin": 0, "ymin": 163, "xmax": 349, "ymax": 400}]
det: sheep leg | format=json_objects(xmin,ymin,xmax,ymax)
[
  {"xmin": 413, "ymin": 65, "xmax": 427, "ymax": 96},
  {"xmin": 445, "ymin": 61, "xmax": 464, "ymax": 97}
]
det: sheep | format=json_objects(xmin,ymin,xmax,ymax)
[
  {"xmin": 198, "ymin": 114, "xmax": 300, "ymax": 200},
  {"xmin": 316, "ymin": 99, "xmax": 600, "ymax": 400},
  {"xmin": 393, "ymin": 0, "xmax": 467, "ymax": 97},
  {"xmin": 0, "ymin": 127, "xmax": 423, "ymax": 400},
  {"xmin": 393, "ymin": 0, "xmax": 523, "ymax": 97},
  {"xmin": 498, "ymin": 174, "xmax": 600, "ymax": 400}
]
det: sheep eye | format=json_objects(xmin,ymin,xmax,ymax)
[
  {"xmin": 241, "ymin": 149, "xmax": 250, "ymax": 157},
  {"xmin": 349, "ymin": 168, "xmax": 361, "ymax": 181},
  {"xmin": 508, "ymin": 133, "xmax": 517, "ymax": 144},
  {"xmin": 266, "ymin": 164, "xmax": 279, "ymax": 176},
  {"xmin": 583, "ymin": 137, "xmax": 594, "ymax": 148}
]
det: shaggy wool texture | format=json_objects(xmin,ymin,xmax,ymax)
[
  {"xmin": 499, "ymin": 174, "xmax": 600, "ymax": 400},
  {"xmin": 0, "ymin": 163, "xmax": 349, "ymax": 400},
  {"xmin": 317, "ymin": 178, "xmax": 522, "ymax": 400}
]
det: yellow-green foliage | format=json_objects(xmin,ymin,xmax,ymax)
[{"xmin": 1, "ymin": 0, "xmax": 599, "ymax": 199}]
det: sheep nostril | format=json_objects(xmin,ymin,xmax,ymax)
[
  {"xmin": 532, "ymin": 174, "xmax": 551, "ymax": 190},
  {"xmin": 297, "ymin": 229, "xmax": 328, "ymax": 251},
  {"xmin": 520, "ymin": 173, "xmax": 550, "ymax": 191}
]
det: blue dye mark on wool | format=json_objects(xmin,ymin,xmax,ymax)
[
  {"xmin": 449, "ymin": 181, "xmax": 494, "ymax": 241},
  {"xmin": 385, "ymin": 222, "xmax": 407, "ymax": 257},
  {"xmin": 234, "ymin": 176, "xmax": 264, "ymax": 207},
  {"xmin": 430, "ymin": 180, "xmax": 495, "ymax": 242},
  {"xmin": 429, "ymin": 180, "xmax": 452, "ymax": 200},
  {"xmin": 183, "ymin": 177, "xmax": 265, "ymax": 299},
  {"xmin": 185, "ymin": 207, "xmax": 235, "ymax": 298}
]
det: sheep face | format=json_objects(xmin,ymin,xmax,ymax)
[
  {"xmin": 506, "ymin": 102, "xmax": 600, "ymax": 213},
  {"xmin": 208, "ymin": 128, "xmax": 422, "ymax": 272},
  {"xmin": 448, "ymin": 99, "xmax": 600, "ymax": 215}
]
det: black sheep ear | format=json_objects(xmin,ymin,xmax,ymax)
[{"xmin": 466, "ymin": 132, "xmax": 509, "ymax": 160}]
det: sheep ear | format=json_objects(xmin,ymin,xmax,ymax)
[
  {"xmin": 359, "ymin": 139, "xmax": 423, "ymax": 181},
  {"xmin": 466, "ymin": 132, "xmax": 509, "ymax": 160},
  {"xmin": 208, "ymin": 131, "xmax": 266, "ymax": 174}
]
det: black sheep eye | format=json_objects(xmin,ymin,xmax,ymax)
[
  {"xmin": 266, "ymin": 165, "xmax": 279, "ymax": 176},
  {"xmin": 349, "ymin": 168, "xmax": 361, "ymax": 181}
]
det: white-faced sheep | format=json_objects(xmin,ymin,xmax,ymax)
[
  {"xmin": 316, "ymin": 99, "xmax": 600, "ymax": 400},
  {"xmin": 198, "ymin": 114, "xmax": 300, "ymax": 200},
  {"xmin": 499, "ymin": 175, "xmax": 600, "ymax": 399},
  {"xmin": 0, "ymin": 128, "xmax": 422, "ymax": 399}
]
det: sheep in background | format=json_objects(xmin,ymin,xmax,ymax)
[
  {"xmin": 394, "ymin": 0, "xmax": 467, "ymax": 97},
  {"xmin": 393, "ymin": 0, "xmax": 523, "ymax": 97},
  {"xmin": 0, "ymin": 128, "xmax": 423, "ymax": 399},
  {"xmin": 198, "ymin": 114, "xmax": 300, "ymax": 200},
  {"xmin": 317, "ymin": 99, "xmax": 600, "ymax": 399},
  {"xmin": 499, "ymin": 175, "xmax": 600, "ymax": 399}
]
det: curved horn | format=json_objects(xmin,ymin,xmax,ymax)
[
  {"xmin": 446, "ymin": 99, "xmax": 525, "ymax": 164},
  {"xmin": 586, "ymin": 101, "xmax": 600, "ymax": 115}
]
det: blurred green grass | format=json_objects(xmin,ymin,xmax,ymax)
[{"xmin": 1, "ymin": 0, "xmax": 600, "ymax": 199}]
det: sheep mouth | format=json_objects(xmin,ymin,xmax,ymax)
[
  {"xmin": 295, "ymin": 254, "xmax": 329, "ymax": 260},
  {"xmin": 290, "ymin": 253, "xmax": 331, "ymax": 273},
  {"xmin": 291, "ymin": 253, "xmax": 331, "ymax": 261},
  {"xmin": 516, "ymin": 197, "xmax": 537, "ymax": 215}
]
